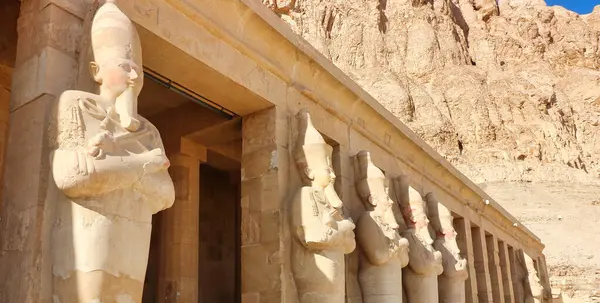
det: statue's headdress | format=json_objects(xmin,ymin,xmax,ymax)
[
  {"xmin": 425, "ymin": 193, "xmax": 454, "ymax": 236},
  {"xmin": 294, "ymin": 110, "xmax": 333, "ymax": 183},
  {"xmin": 91, "ymin": 0, "xmax": 142, "ymax": 69},
  {"xmin": 393, "ymin": 175, "xmax": 427, "ymax": 227},
  {"xmin": 354, "ymin": 151, "xmax": 387, "ymax": 206},
  {"xmin": 91, "ymin": 0, "xmax": 143, "ymax": 131}
]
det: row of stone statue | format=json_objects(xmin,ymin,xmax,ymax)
[{"xmin": 290, "ymin": 110, "xmax": 543, "ymax": 303}]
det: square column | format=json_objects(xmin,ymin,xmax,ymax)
[
  {"xmin": 0, "ymin": 1, "xmax": 84, "ymax": 302},
  {"xmin": 536, "ymin": 255, "xmax": 551, "ymax": 302},
  {"xmin": 508, "ymin": 246, "xmax": 521, "ymax": 303},
  {"xmin": 486, "ymin": 234, "xmax": 506, "ymax": 303},
  {"xmin": 240, "ymin": 107, "xmax": 286, "ymax": 303},
  {"xmin": 499, "ymin": 241, "xmax": 516, "ymax": 303},
  {"xmin": 158, "ymin": 154, "xmax": 201, "ymax": 302},
  {"xmin": 472, "ymin": 226, "xmax": 493, "ymax": 302},
  {"xmin": 455, "ymin": 218, "xmax": 479, "ymax": 303}
]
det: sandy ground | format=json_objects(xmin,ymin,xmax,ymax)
[{"xmin": 480, "ymin": 182, "xmax": 600, "ymax": 301}]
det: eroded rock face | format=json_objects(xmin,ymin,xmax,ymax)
[{"xmin": 264, "ymin": 0, "xmax": 600, "ymax": 184}]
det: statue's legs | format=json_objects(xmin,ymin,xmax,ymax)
[
  {"xmin": 53, "ymin": 271, "xmax": 144, "ymax": 303},
  {"xmin": 438, "ymin": 276, "xmax": 466, "ymax": 303},
  {"xmin": 52, "ymin": 200, "xmax": 152, "ymax": 303},
  {"xmin": 402, "ymin": 269, "xmax": 439, "ymax": 303}
]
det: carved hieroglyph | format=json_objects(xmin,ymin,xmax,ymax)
[
  {"xmin": 50, "ymin": 1, "xmax": 175, "ymax": 302},
  {"xmin": 290, "ymin": 110, "xmax": 356, "ymax": 303},
  {"xmin": 425, "ymin": 193, "xmax": 469, "ymax": 303},
  {"xmin": 353, "ymin": 151, "xmax": 409, "ymax": 303},
  {"xmin": 393, "ymin": 176, "xmax": 443, "ymax": 303}
]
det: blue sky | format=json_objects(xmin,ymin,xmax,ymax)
[{"xmin": 545, "ymin": 0, "xmax": 600, "ymax": 14}]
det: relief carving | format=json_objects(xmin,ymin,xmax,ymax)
[
  {"xmin": 425, "ymin": 193, "xmax": 469, "ymax": 303},
  {"xmin": 353, "ymin": 151, "xmax": 409, "ymax": 303},
  {"xmin": 290, "ymin": 110, "xmax": 356, "ymax": 303},
  {"xmin": 393, "ymin": 176, "xmax": 443, "ymax": 303},
  {"xmin": 51, "ymin": 1, "xmax": 175, "ymax": 301}
]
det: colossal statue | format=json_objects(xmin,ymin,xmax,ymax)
[
  {"xmin": 290, "ymin": 110, "xmax": 356, "ymax": 303},
  {"xmin": 50, "ymin": 1, "xmax": 175, "ymax": 302},
  {"xmin": 425, "ymin": 193, "xmax": 469, "ymax": 303},
  {"xmin": 392, "ymin": 176, "xmax": 443, "ymax": 303},
  {"xmin": 353, "ymin": 151, "xmax": 409, "ymax": 303}
]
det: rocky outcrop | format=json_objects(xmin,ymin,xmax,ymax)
[{"xmin": 263, "ymin": 0, "xmax": 600, "ymax": 184}]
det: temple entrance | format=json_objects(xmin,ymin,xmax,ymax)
[{"xmin": 138, "ymin": 71, "xmax": 241, "ymax": 303}]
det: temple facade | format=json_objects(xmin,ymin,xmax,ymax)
[{"xmin": 0, "ymin": 0, "xmax": 550, "ymax": 302}]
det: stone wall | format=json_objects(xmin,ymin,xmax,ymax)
[
  {"xmin": 0, "ymin": 1, "xmax": 85, "ymax": 301},
  {"xmin": 0, "ymin": 0, "xmax": 20, "ymax": 210}
]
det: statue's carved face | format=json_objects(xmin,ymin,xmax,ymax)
[
  {"xmin": 91, "ymin": 58, "xmax": 141, "ymax": 98},
  {"xmin": 307, "ymin": 157, "xmax": 335, "ymax": 188},
  {"xmin": 406, "ymin": 204, "xmax": 435, "ymax": 246},
  {"xmin": 368, "ymin": 180, "xmax": 399, "ymax": 229}
]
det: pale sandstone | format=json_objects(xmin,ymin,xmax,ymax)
[
  {"xmin": 426, "ymin": 193, "xmax": 469, "ymax": 302},
  {"xmin": 393, "ymin": 175, "xmax": 443, "ymax": 302},
  {"xmin": 50, "ymin": 1, "xmax": 175, "ymax": 301},
  {"xmin": 263, "ymin": 0, "xmax": 599, "ymax": 298},
  {"xmin": 0, "ymin": 0, "xmax": 558, "ymax": 302},
  {"xmin": 290, "ymin": 110, "xmax": 356, "ymax": 303},
  {"xmin": 354, "ymin": 150, "xmax": 410, "ymax": 303}
]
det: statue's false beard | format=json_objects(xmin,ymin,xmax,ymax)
[
  {"xmin": 323, "ymin": 182, "xmax": 343, "ymax": 209},
  {"xmin": 115, "ymin": 86, "xmax": 139, "ymax": 131}
]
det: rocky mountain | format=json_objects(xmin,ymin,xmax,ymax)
[{"xmin": 263, "ymin": 0, "xmax": 600, "ymax": 299}]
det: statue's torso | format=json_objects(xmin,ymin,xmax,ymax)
[
  {"xmin": 357, "ymin": 212, "xmax": 406, "ymax": 301},
  {"xmin": 52, "ymin": 90, "xmax": 172, "ymax": 282},
  {"xmin": 291, "ymin": 187, "xmax": 348, "ymax": 303}
]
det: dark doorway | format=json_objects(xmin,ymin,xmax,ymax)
[{"xmin": 198, "ymin": 164, "xmax": 240, "ymax": 302}]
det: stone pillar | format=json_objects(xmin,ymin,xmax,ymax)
[
  {"xmin": 472, "ymin": 226, "xmax": 494, "ymax": 302},
  {"xmin": 486, "ymin": 234, "xmax": 505, "ymax": 303},
  {"xmin": 454, "ymin": 218, "xmax": 479, "ymax": 303},
  {"xmin": 508, "ymin": 246, "xmax": 520, "ymax": 303},
  {"xmin": 0, "ymin": 1, "xmax": 83, "ymax": 302},
  {"xmin": 240, "ymin": 107, "xmax": 286, "ymax": 302},
  {"xmin": 158, "ymin": 154, "xmax": 201, "ymax": 302},
  {"xmin": 536, "ymin": 255, "xmax": 551, "ymax": 302},
  {"xmin": 0, "ymin": 81, "xmax": 9, "ymax": 207},
  {"xmin": 499, "ymin": 241, "xmax": 516, "ymax": 303}
]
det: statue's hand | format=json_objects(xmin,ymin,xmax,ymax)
[
  {"xmin": 88, "ymin": 130, "xmax": 115, "ymax": 158},
  {"xmin": 343, "ymin": 229, "xmax": 356, "ymax": 254}
]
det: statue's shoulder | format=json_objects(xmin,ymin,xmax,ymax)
[
  {"xmin": 296, "ymin": 186, "xmax": 314, "ymax": 199},
  {"xmin": 138, "ymin": 115, "xmax": 159, "ymax": 133},
  {"xmin": 292, "ymin": 186, "xmax": 314, "ymax": 208},
  {"xmin": 356, "ymin": 212, "xmax": 377, "ymax": 231},
  {"xmin": 58, "ymin": 90, "xmax": 98, "ymax": 103},
  {"xmin": 57, "ymin": 90, "xmax": 99, "ymax": 112}
]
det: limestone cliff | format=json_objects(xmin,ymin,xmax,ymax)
[
  {"xmin": 263, "ymin": 0, "xmax": 600, "ymax": 298},
  {"xmin": 264, "ymin": 0, "xmax": 600, "ymax": 184}
]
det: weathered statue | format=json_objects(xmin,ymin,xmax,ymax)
[
  {"xmin": 50, "ymin": 1, "xmax": 175, "ymax": 302},
  {"xmin": 392, "ymin": 176, "xmax": 443, "ymax": 303},
  {"xmin": 290, "ymin": 110, "xmax": 356, "ymax": 303},
  {"xmin": 425, "ymin": 193, "xmax": 469, "ymax": 303},
  {"xmin": 514, "ymin": 251, "xmax": 544, "ymax": 303},
  {"xmin": 353, "ymin": 151, "xmax": 410, "ymax": 303}
]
